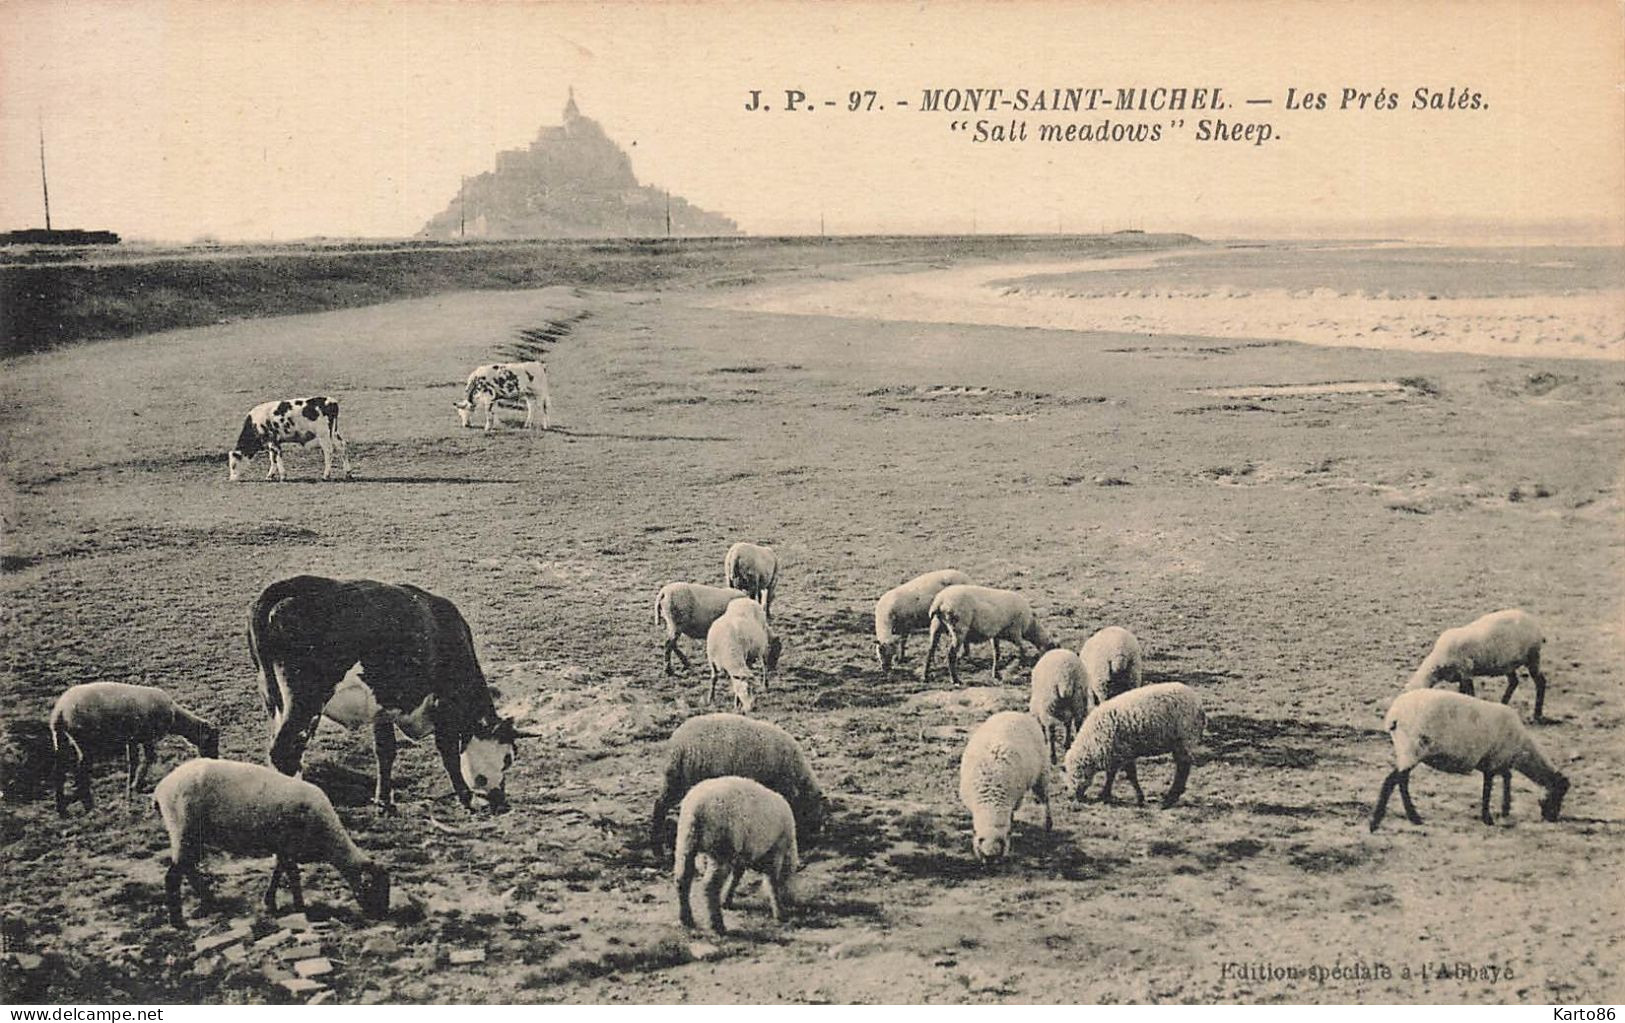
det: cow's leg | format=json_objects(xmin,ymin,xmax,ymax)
[
  {"xmin": 372, "ymin": 720, "xmax": 399, "ymax": 813},
  {"xmin": 318, "ymin": 434, "xmax": 334, "ymax": 480},
  {"xmin": 540, "ymin": 392, "xmax": 551, "ymax": 431},
  {"xmin": 434, "ymin": 724, "xmax": 474, "ymax": 810},
  {"xmin": 264, "ymin": 445, "xmax": 280, "ymax": 480},
  {"xmin": 483, "ymin": 397, "xmax": 496, "ymax": 433},
  {"xmin": 333, "ymin": 425, "xmax": 352, "ymax": 478},
  {"xmin": 268, "ymin": 666, "xmax": 329, "ymax": 777},
  {"xmin": 521, "ymin": 396, "xmax": 535, "ymax": 430}
]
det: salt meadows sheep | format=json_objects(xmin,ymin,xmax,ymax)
[
  {"xmin": 650, "ymin": 713, "xmax": 825, "ymax": 857},
  {"xmin": 724, "ymin": 542, "xmax": 780, "ymax": 617},
  {"xmin": 49, "ymin": 682, "xmax": 219, "ymax": 816},
  {"xmin": 1407, "ymin": 608, "xmax": 1551, "ymax": 721},
  {"xmin": 959, "ymin": 710, "xmax": 1051, "ymax": 862},
  {"xmin": 154, "ymin": 758, "xmax": 390, "ymax": 927},
  {"xmin": 1029, "ymin": 649, "xmax": 1088, "ymax": 764},
  {"xmin": 874, "ymin": 569, "xmax": 972, "ymax": 672},
  {"xmin": 1063, "ymin": 682, "xmax": 1204, "ymax": 809},
  {"xmin": 1370, "ymin": 688, "xmax": 1569, "ymax": 831},
  {"xmin": 657, "ymin": 582, "xmax": 749, "ymax": 675},
  {"xmin": 674, "ymin": 776, "xmax": 800, "ymax": 934},
  {"xmin": 922, "ymin": 584, "xmax": 1055, "ymax": 686},
  {"xmin": 1080, "ymin": 625, "xmax": 1144, "ymax": 712},
  {"xmin": 706, "ymin": 598, "xmax": 782, "ymax": 714}
]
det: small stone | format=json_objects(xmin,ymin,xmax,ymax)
[
  {"xmin": 279, "ymin": 978, "xmax": 325, "ymax": 995},
  {"xmin": 192, "ymin": 957, "xmax": 219, "ymax": 978},
  {"xmin": 222, "ymin": 945, "xmax": 249, "ymax": 964},
  {"xmin": 261, "ymin": 962, "xmax": 294, "ymax": 984},
  {"xmin": 277, "ymin": 912, "xmax": 314, "ymax": 931},
  {"xmin": 12, "ymin": 954, "xmax": 44, "ymax": 971},
  {"xmin": 447, "ymin": 948, "xmax": 487, "ymax": 965},
  {"xmin": 687, "ymin": 941, "xmax": 720, "ymax": 961},
  {"xmin": 361, "ymin": 935, "xmax": 400, "ymax": 956},
  {"xmin": 195, "ymin": 924, "xmax": 251, "ymax": 955},
  {"xmin": 255, "ymin": 930, "xmax": 294, "ymax": 950},
  {"xmin": 281, "ymin": 944, "xmax": 324, "ymax": 961},
  {"xmin": 828, "ymin": 939, "xmax": 883, "ymax": 960},
  {"xmin": 293, "ymin": 957, "xmax": 333, "ymax": 978},
  {"xmin": 308, "ymin": 991, "xmax": 333, "ymax": 1006}
]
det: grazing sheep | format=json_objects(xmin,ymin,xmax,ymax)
[
  {"xmin": 1080, "ymin": 626, "xmax": 1145, "ymax": 712},
  {"xmin": 1370, "ymin": 689, "xmax": 1570, "ymax": 832},
  {"xmin": 1029, "ymin": 649, "xmax": 1088, "ymax": 764},
  {"xmin": 706, "ymin": 598, "xmax": 782, "ymax": 714},
  {"xmin": 650, "ymin": 713, "xmax": 825, "ymax": 857},
  {"xmin": 674, "ymin": 776, "xmax": 800, "ymax": 934},
  {"xmin": 656, "ymin": 582, "xmax": 750, "ymax": 676},
  {"xmin": 49, "ymin": 682, "xmax": 219, "ymax": 816},
  {"xmin": 874, "ymin": 569, "xmax": 972, "ymax": 672},
  {"xmin": 959, "ymin": 711, "xmax": 1052, "ymax": 862},
  {"xmin": 922, "ymin": 585, "xmax": 1055, "ymax": 686},
  {"xmin": 1063, "ymin": 682, "xmax": 1204, "ymax": 809},
  {"xmin": 154, "ymin": 758, "xmax": 390, "ymax": 927},
  {"xmin": 1407, "ymin": 609, "xmax": 1551, "ymax": 721},
  {"xmin": 724, "ymin": 542, "xmax": 780, "ymax": 617}
]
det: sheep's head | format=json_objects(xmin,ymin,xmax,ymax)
[
  {"xmin": 969, "ymin": 806, "xmax": 1015, "ymax": 862},
  {"xmin": 198, "ymin": 727, "xmax": 220, "ymax": 760},
  {"xmin": 794, "ymin": 788, "xmax": 827, "ymax": 840},
  {"xmin": 349, "ymin": 861, "xmax": 391, "ymax": 918},
  {"xmin": 1063, "ymin": 748, "xmax": 1097, "ymax": 802},
  {"xmin": 766, "ymin": 635, "xmax": 784, "ymax": 673},
  {"xmin": 730, "ymin": 672, "xmax": 757, "ymax": 714},
  {"xmin": 875, "ymin": 638, "xmax": 901, "ymax": 673},
  {"xmin": 1541, "ymin": 774, "xmax": 1570, "ymax": 822},
  {"xmin": 1026, "ymin": 618, "xmax": 1057, "ymax": 653}
]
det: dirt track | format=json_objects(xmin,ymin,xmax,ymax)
[{"xmin": 2, "ymin": 244, "xmax": 1622, "ymax": 1003}]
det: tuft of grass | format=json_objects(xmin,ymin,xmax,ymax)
[{"xmin": 1397, "ymin": 376, "xmax": 1441, "ymax": 397}]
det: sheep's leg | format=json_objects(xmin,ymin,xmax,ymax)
[
  {"xmin": 665, "ymin": 637, "xmax": 692, "ymax": 675},
  {"xmin": 1046, "ymin": 724, "xmax": 1058, "ymax": 765},
  {"xmin": 947, "ymin": 638, "xmax": 963, "ymax": 687},
  {"xmin": 897, "ymin": 634, "xmax": 908, "ymax": 662},
  {"xmin": 1479, "ymin": 771, "xmax": 1496, "ymax": 825},
  {"xmin": 1099, "ymin": 763, "xmax": 1119, "ymax": 805},
  {"xmin": 650, "ymin": 793, "xmax": 672, "ymax": 856},
  {"xmin": 723, "ymin": 862, "xmax": 747, "ymax": 908},
  {"xmin": 76, "ymin": 750, "xmax": 94, "ymax": 811},
  {"xmin": 134, "ymin": 742, "xmax": 156, "ymax": 792},
  {"xmin": 708, "ymin": 661, "xmax": 720, "ymax": 703},
  {"xmin": 1396, "ymin": 769, "xmax": 1422, "ymax": 824},
  {"xmin": 1124, "ymin": 760, "xmax": 1146, "ymax": 806},
  {"xmin": 53, "ymin": 746, "xmax": 69, "ymax": 817},
  {"xmin": 990, "ymin": 638, "xmax": 1001, "ymax": 682},
  {"xmin": 1529, "ymin": 652, "xmax": 1549, "ymax": 721},
  {"xmin": 1500, "ymin": 769, "xmax": 1513, "ymax": 819},
  {"xmin": 676, "ymin": 850, "xmax": 699, "ymax": 928},
  {"xmin": 1370, "ymin": 769, "xmax": 1402, "ymax": 831},
  {"xmin": 1499, "ymin": 670, "xmax": 1520, "ymax": 706},
  {"xmin": 282, "ymin": 861, "xmax": 305, "ymax": 911},
  {"xmin": 1162, "ymin": 755, "xmax": 1190, "ymax": 809},
  {"xmin": 165, "ymin": 862, "xmax": 188, "ymax": 927},
  {"xmin": 125, "ymin": 743, "xmax": 141, "ymax": 802},
  {"xmin": 703, "ymin": 862, "xmax": 730, "ymax": 934},
  {"xmin": 372, "ymin": 720, "xmax": 399, "ymax": 812},
  {"xmin": 265, "ymin": 858, "xmax": 284, "ymax": 911},
  {"xmin": 1034, "ymin": 772, "xmax": 1053, "ymax": 831},
  {"xmin": 921, "ymin": 621, "xmax": 944, "ymax": 684}
]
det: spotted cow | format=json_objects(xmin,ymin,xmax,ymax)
[
  {"xmin": 453, "ymin": 361, "xmax": 551, "ymax": 433},
  {"xmin": 229, "ymin": 396, "xmax": 351, "ymax": 482}
]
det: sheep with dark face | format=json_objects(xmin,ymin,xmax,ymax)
[
  {"xmin": 1370, "ymin": 689, "xmax": 1569, "ymax": 831},
  {"xmin": 922, "ymin": 585, "xmax": 1055, "ymax": 686},
  {"xmin": 1029, "ymin": 649, "xmax": 1087, "ymax": 764},
  {"xmin": 1063, "ymin": 682, "xmax": 1204, "ymax": 809},
  {"xmin": 153, "ymin": 758, "xmax": 390, "ymax": 928},
  {"xmin": 656, "ymin": 582, "xmax": 749, "ymax": 676},
  {"xmin": 1407, "ymin": 609, "xmax": 1551, "ymax": 721},
  {"xmin": 706, "ymin": 598, "xmax": 782, "ymax": 714},
  {"xmin": 49, "ymin": 682, "xmax": 219, "ymax": 816}
]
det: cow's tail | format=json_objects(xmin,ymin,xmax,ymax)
[
  {"xmin": 322, "ymin": 399, "xmax": 341, "ymax": 440},
  {"xmin": 247, "ymin": 578, "xmax": 308, "ymax": 723}
]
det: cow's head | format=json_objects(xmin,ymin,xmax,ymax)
[
  {"xmin": 228, "ymin": 414, "xmax": 264, "ymax": 481},
  {"xmin": 452, "ymin": 400, "xmax": 473, "ymax": 429},
  {"xmin": 460, "ymin": 716, "xmax": 542, "ymax": 813}
]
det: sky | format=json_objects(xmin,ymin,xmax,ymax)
[{"xmin": 2, "ymin": 0, "xmax": 1621, "ymax": 242}]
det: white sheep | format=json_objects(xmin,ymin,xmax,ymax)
[
  {"xmin": 1370, "ymin": 688, "xmax": 1570, "ymax": 831},
  {"xmin": 1063, "ymin": 681, "xmax": 1204, "ymax": 808},
  {"xmin": 958, "ymin": 710, "xmax": 1052, "ymax": 862},
  {"xmin": 922, "ymin": 584, "xmax": 1055, "ymax": 686},
  {"xmin": 1029, "ymin": 649, "xmax": 1088, "ymax": 764},
  {"xmin": 656, "ymin": 582, "xmax": 749, "ymax": 676},
  {"xmin": 674, "ymin": 775, "xmax": 800, "ymax": 934},
  {"xmin": 706, "ymin": 598, "xmax": 782, "ymax": 714},
  {"xmin": 1080, "ymin": 625, "xmax": 1144, "ymax": 712},
  {"xmin": 874, "ymin": 569, "xmax": 972, "ymax": 672},
  {"xmin": 724, "ymin": 542, "xmax": 780, "ymax": 617},
  {"xmin": 153, "ymin": 758, "xmax": 390, "ymax": 927},
  {"xmin": 1406, "ymin": 608, "xmax": 1551, "ymax": 721},
  {"xmin": 650, "ymin": 712, "xmax": 825, "ymax": 857},
  {"xmin": 49, "ymin": 682, "xmax": 219, "ymax": 816}
]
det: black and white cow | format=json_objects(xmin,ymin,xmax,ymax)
[
  {"xmin": 453, "ymin": 362, "xmax": 551, "ymax": 433},
  {"xmin": 229, "ymin": 396, "xmax": 351, "ymax": 482}
]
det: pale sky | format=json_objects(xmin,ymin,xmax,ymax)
[{"xmin": 2, "ymin": 0, "xmax": 1621, "ymax": 242}]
